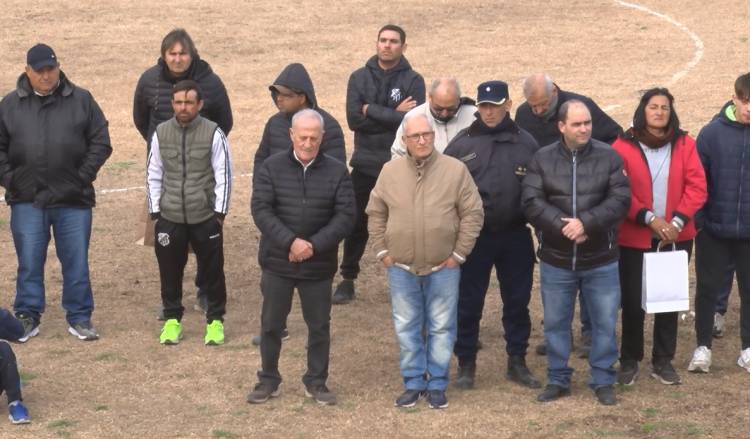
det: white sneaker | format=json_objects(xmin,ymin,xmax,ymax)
[
  {"xmin": 688, "ymin": 346, "xmax": 712, "ymax": 373},
  {"xmin": 713, "ymin": 312, "xmax": 725, "ymax": 338},
  {"xmin": 738, "ymin": 348, "xmax": 750, "ymax": 372}
]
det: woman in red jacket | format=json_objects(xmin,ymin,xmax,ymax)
[{"xmin": 612, "ymin": 88, "xmax": 707, "ymax": 386}]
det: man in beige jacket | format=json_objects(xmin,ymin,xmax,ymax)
[{"xmin": 366, "ymin": 113, "xmax": 483, "ymax": 410}]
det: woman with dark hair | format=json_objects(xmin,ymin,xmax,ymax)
[{"xmin": 612, "ymin": 88, "xmax": 707, "ymax": 386}]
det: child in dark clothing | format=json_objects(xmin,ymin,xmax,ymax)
[{"xmin": 0, "ymin": 308, "xmax": 30, "ymax": 424}]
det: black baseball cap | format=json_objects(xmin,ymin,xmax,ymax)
[
  {"xmin": 477, "ymin": 80, "xmax": 509, "ymax": 105},
  {"xmin": 27, "ymin": 43, "xmax": 58, "ymax": 71}
]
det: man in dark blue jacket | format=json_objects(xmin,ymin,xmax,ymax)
[
  {"xmin": 0, "ymin": 44, "xmax": 112, "ymax": 343},
  {"xmin": 335, "ymin": 24, "xmax": 425, "ymax": 304},
  {"xmin": 444, "ymin": 81, "xmax": 541, "ymax": 391},
  {"xmin": 689, "ymin": 72, "xmax": 750, "ymax": 374},
  {"xmin": 248, "ymin": 109, "xmax": 354, "ymax": 406}
]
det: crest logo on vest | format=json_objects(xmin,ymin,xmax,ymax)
[
  {"xmin": 390, "ymin": 88, "xmax": 402, "ymax": 102},
  {"xmin": 158, "ymin": 232, "xmax": 170, "ymax": 247}
]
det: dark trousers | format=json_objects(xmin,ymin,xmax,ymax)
[
  {"xmin": 0, "ymin": 342, "xmax": 21, "ymax": 403},
  {"xmin": 695, "ymin": 231, "xmax": 750, "ymax": 349},
  {"xmin": 619, "ymin": 240, "xmax": 693, "ymax": 365},
  {"xmin": 154, "ymin": 217, "xmax": 226, "ymax": 323},
  {"xmin": 339, "ymin": 169, "xmax": 378, "ymax": 280},
  {"xmin": 454, "ymin": 227, "xmax": 535, "ymax": 362},
  {"xmin": 715, "ymin": 263, "xmax": 735, "ymax": 315},
  {"xmin": 258, "ymin": 271, "xmax": 333, "ymax": 388}
]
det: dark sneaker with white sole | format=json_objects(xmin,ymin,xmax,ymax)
[
  {"xmin": 68, "ymin": 321, "xmax": 99, "ymax": 341},
  {"xmin": 16, "ymin": 315, "xmax": 40, "ymax": 343},
  {"xmin": 427, "ymin": 390, "xmax": 448, "ymax": 409},
  {"xmin": 617, "ymin": 360, "xmax": 639, "ymax": 386},
  {"xmin": 394, "ymin": 389, "xmax": 425, "ymax": 408},
  {"xmin": 247, "ymin": 382, "xmax": 281, "ymax": 404},
  {"xmin": 305, "ymin": 384, "xmax": 337, "ymax": 405},
  {"xmin": 651, "ymin": 362, "xmax": 681, "ymax": 385}
]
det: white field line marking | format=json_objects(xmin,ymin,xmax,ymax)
[
  {"xmin": 615, "ymin": 1, "xmax": 704, "ymax": 87},
  {"xmin": 97, "ymin": 172, "xmax": 252, "ymax": 195},
  {"xmin": 98, "ymin": 2, "xmax": 703, "ymax": 197}
]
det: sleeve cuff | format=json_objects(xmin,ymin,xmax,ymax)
[
  {"xmin": 375, "ymin": 250, "xmax": 389, "ymax": 260},
  {"xmin": 644, "ymin": 211, "xmax": 656, "ymax": 225},
  {"xmin": 452, "ymin": 252, "xmax": 466, "ymax": 264}
]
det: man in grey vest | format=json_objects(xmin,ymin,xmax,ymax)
[{"xmin": 146, "ymin": 80, "xmax": 232, "ymax": 345}]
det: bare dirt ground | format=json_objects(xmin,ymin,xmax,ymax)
[{"xmin": 1, "ymin": 0, "xmax": 749, "ymax": 437}]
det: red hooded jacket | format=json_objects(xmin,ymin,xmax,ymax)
[{"xmin": 612, "ymin": 131, "xmax": 707, "ymax": 249}]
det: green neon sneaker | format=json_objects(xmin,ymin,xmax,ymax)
[
  {"xmin": 205, "ymin": 320, "xmax": 225, "ymax": 346},
  {"xmin": 160, "ymin": 319, "xmax": 182, "ymax": 345}
]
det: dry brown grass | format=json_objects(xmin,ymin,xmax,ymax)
[{"xmin": 1, "ymin": 1, "xmax": 750, "ymax": 437}]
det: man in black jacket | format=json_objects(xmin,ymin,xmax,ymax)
[
  {"xmin": 133, "ymin": 28, "xmax": 233, "ymax": 317},
  {"xmin": 248, "ymin": 109, "xmax": 354, "ymax": 406},
  {"xmin": 522, "ymin": 100, "xmax": 630, "ymax": 406},
  {"xmin": 516, "ymin": 73, "xmax": 623, "ymax": 357},
  {"xmin": 250, "ymin": 62, "xmax": 347, "ymax": 346},
  {"xmin": 335, "ymin": 24, "xmax": 425, "ymax": 304},
  {"xmin": 444, "ymin": 81, "xmax": 541, "ymax": 391},
  {"xmin": 0, "ymin": 44, "xmax": 112, "ymax": 342}
]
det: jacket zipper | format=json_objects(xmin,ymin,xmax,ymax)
[
  {"xmin": 572, "ymin": 150, "xmax": 578, "ymax": 271},
  {"xmin": 181, "ymin": 127, "xmax": 188, "ymax": 224},
  {"xmin": 738, "ymin": 128, "xmax": 746, "ymax": 237}
]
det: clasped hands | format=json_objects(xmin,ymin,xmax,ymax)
[{"xmin": 289, "ymin": 238, "xmax": 314, "ymax": 262}]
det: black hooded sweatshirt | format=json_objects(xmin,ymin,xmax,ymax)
[
  {"xmin": 133, "ymin": 57, "xmax": 233, "ymax": 145},
  {"xmin": 346, "ymin": 55, "xmax": 425, "ymax": 177},
  {"xmin": 252, "ymin": 63, "xmax": 346, "ymax": 174}
]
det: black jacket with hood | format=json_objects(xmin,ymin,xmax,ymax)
[
  {"xmin": 253, "ymin": 63, "xmax": 346, "ymax": 174},
  {"xmin": 0, "ymin": 72, "xmax": 112, "ymax": 208},
  {"xmin": 133, "ymin": 57, "xmax": 233, "ymax": 145},
  {"xmin": 346, "ymin": 55, "xmax": 425, "ymax": 177}
]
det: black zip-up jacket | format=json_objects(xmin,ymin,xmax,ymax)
[
  {"xmin": 522, "ymin": 139, "xmax": 630, "ymax": 270},
  {"xmin": 696, "ymin": 101, "xmax": 750, "ymax": 239},
  {"xmin": 444, "ymin": 114, "xmax": 539, "ymax": 231},
  {"xmin": 515, "ymin": 86, "xmax": 623, "ymax": 147},
  {"xmin": 346, "ymin": 55, "xmax": 425, "ymax": 177},
  {"xmin": 253, "ymin": 63, "xmax": 346, "ymax": 175},
  {"xmin": 133, "ymin": 57, "xmax": 233, "ymax": 145},
  {"xmin": 251, "ymin": 149, "xmax": 355, "ymax": 280},
  {"xmin": 0, "ymin": 72, "xmax": 112, "ymax": 208}
]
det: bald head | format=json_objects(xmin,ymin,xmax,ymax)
[
  {"xmin": 429, "ymin": 77, "xmax": 461, "ymax": 122},
  {"xmin": 523, "ymin": 73, "xmax": 558, "ymax": 117}
]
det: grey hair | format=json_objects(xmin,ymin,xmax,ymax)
[
  {"xmin": 400, "ymin": 112, "xmax": 430, "ymax": 134},
  {"xmin": 428, "ymin": 77, "xmax": 461, "ymax": 97},
  {"xmin": 291, "ymin": 108, "xmax": 325, "ymax": 132},
  {"xmin": 522, "ymin": 73, "xmax": 554, "ymax": 98}
]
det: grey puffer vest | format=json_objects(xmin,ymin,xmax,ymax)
[{"xmin": 156, "ymin": 116, "xmax": 218, "ymax": 224}]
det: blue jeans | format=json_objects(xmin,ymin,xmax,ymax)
[
  {"xmin": 10, "ymin": 203, "xmax": 94, "ymax": 325},
  {"xmin": 540, "ymin": 261, "xmax": 620, "ymax": 389},
  {"xmin": 388, "ymin": 265, "xmax": 460, "ymax": 391}
]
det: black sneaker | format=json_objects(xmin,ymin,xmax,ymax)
[
  {"xmin": 537, "ymin": 384, "xmax": 570, "ymax": 402},
  {"xmin": 305, "ymin": 384, "xmax": 337, "ymax": 405},
  {"xmin": 651, "ymin": 361, "xmax": 681, "ymax": 385},
  {"xmin": 455, "ymin": 360, "xmax": 476, "ymax": 390},
  {"xmin": 332, "ymin": 280, "xmax": 355, "ymax": 305},
  {"xmin": 617, "ymin": 360, "xmax": 639, "ymax": 386},
  {"xmin": 17, "ymin": 314, "xmax": 39, "ymax": 343},
  {"xmin": 394, "ymin": 389, "xmax": 424, "ymax": 408},
  {"xmin": 251, "ymin": 328, "xmax": 290, "ymax": 347},
  {"xmin": 594, "ymin": 385, "xmax": 617, "ymax": 406},
  {"xmin": 68, "ymin": 321, "xmax": 99, "ymax": 341},
  {"xmin": 246, "ymin": 382, "xmax": 281, "ymax": 404},
  {"xmin": 427, "ymin": 390, "xmax": 449, "ymax": 409},
  {"xmin": 507, "ymin": 355, "xmax": 542, "ymax": 389}
]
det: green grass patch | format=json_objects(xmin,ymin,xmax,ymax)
[
  {"xmin": 94, "ymin": 404, "xmax": 108, "ymax": 411},
  {"xmin": 48, "ymin": 419, "xmax": 76, "ymax": 429},
  {"xmin": 20, "ymin": 370, "xmax": 38, "ymax": 381},
  {"xmin": 95, "ymin": 352, "xmax": 126, "ymax": 362},
  {"xmin": 615, "ymin": 383, "xmax": 635, "ymax": 393},
  {"xmin": 643, "ymin": 407, "xmax": 659, "ymax": 418},
  {"xmin": 55, "ymin": 431, "xmax": 73, "ymax": 438},
  {"xmin": 212, "ymin": 430, "xmax": 237, "ymax": 439},
  {"xmin": 686, "ymin": 424, "xmax": 705, "ymax": 436},
  {"xmin": 642, "ymin": 423, "xmax": 657, "ymax": 433}
]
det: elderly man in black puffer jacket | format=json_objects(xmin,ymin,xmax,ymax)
[
  {"xmin": 133, "ymin": 28, "xmax": 233, "ymax": 317},
  {"xmin": 249, "ymin": 109, "xmax": 354, "ymax": 406}
]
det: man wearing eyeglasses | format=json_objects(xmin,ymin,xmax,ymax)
[
  {"xmin": 366, "ymin": 113, "xmax": 483, "ymax": 409},
  {"xmin": 390, "ymin": 78, "xmax": 476, "ymax": 158},
  {"xmin": 337, "ymin": 24, "xmax": 425, "ymax": 305},
  {"xmin": 443, "ymin": 80, "xmax": 541, "ymax": 391}
]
